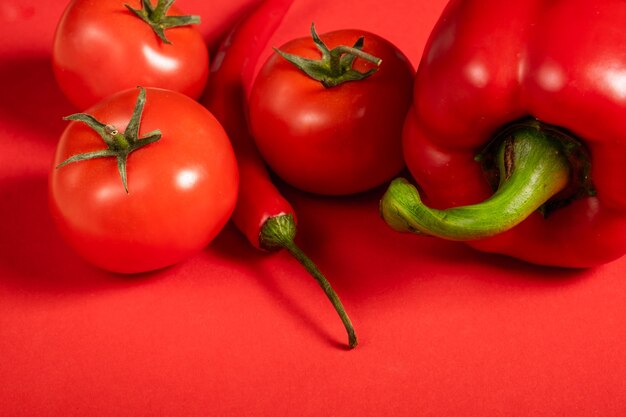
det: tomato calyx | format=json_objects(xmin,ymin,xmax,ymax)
[
  {"xmin": 274, "ymin": 23, "xmax": 382, "ymax": 88},
  {"xmin": 125, "ymin": 0, "xmax": 200, "ymax": 45},
  {"xmin": 57, "ymin": 87, "xmax": 161, "ymax": 193},
  {"xmin": 259, "ymin": 214, "xmax": 358, "ymax": 349}
]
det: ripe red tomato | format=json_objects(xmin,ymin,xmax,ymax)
[
  {"xmin": 52, "ymin": 0, "xmax": 209, "ymax": 110},
  {"xmin": 248, "ymin": 28, "xmax": 414, "ymax": 195},
  {"xmin": 49, "ymin": 87, "xmax": 238, "ymax": 273}
]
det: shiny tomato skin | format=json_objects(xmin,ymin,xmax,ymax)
[
  {"xmin": 248, "ymin": 29, "xmax": 414, "ymax": 195},
  {"xmin": 49, "ymin": 88, "xmax": 238, "ymax": 273},
  {"xmin": 52, "ymin": 0, "xmax": 209, "ymax": 110}
]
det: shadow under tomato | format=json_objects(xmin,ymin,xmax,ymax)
[
  {"xmin": 0, "ymin": 175, "xmax": 167, "ymax": 294},
  {"xmin": 0, "ymin": 54, "xmax": 74, "ymax": 137}
]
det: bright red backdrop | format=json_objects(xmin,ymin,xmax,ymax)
[{"xmin": 2, "ymin": 1, "xmax": 626, "ymax": 416}]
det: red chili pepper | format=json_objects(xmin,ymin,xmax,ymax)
[
  {"xmin": 202, "ymin": 0, "xmax": 357, "ymax": 349},
  {"xmin": 381, "ymin": 0, "xmax": 626, "ymax": 267}
]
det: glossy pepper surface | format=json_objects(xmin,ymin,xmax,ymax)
[{"xmin": 381, "ymin": 0, "xmax": 626, "ymax": 267}]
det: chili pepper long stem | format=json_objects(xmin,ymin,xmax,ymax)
[
  {"xmin": 381, "ymin": 127, "xmax": 572, "ymax": 240},
  {"xmin": 260, "ymin": 214, "xmax": 357, "ymax": 349}
]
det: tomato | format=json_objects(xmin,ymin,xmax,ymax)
[
  {"xmin": 247, "ymin": 27, "xmax": 414, "ymax": 195},
  {"xmin": 52, "ymin": 0, "xmax": 208, "ymax": 110},
  {"xmin": 49, "ymin": 87, "xmax": 238, "ymax": 273}
]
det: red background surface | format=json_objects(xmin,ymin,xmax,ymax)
[{"xmin": 2, "ymin": 1, "xmax": 626, "ymax": 416}]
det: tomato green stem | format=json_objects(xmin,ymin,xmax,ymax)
[
  {"xmin": 260, "ymin": 214, "xmax": 357, "ymax": 349},
  {"xmin": 327, "ymin": 44, "xmax": 381, "ymax": 75},
  {"xmin": 57, "ymin": 87, "xmax": 161, "ymax": 193},
  {"xmin": 275, "ymin": 23, "xmax": 382, "ymax": 88},
  {"xmin": 381, "ymin": 124, "xmax": 580, "ymax": 240},
  {"xmin": 125, "ymin": 0, "xmax": 200, "ymax": 44},
  {"xmin": 152, "ymin": 0, "xmax": 171, "ymax": 17},
  {"xmin": 104, "ymin": 125, "xmax": 131, "ymax": 150}
]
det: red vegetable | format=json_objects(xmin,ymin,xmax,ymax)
[
  {"xmin": 53, "ymin": 0, "xmax": 208, "ymax": 110},
  {"xmin": 381, "ymin": 0, "xmax": 626, "ymax": 267},
  {"xmin": 50, "ymin": 87, "xmax": 238, "ymax": 273},
  {"xmin": 201, "ymin": 0, "xmax": 446, "ymax": 347},
  {"xmin": 248, "ymin": 24, "xmax": 414, "ymax": 195},
  {"xmin": 202, "ymin": 1, "xmax": 357, "ymax": 348}
]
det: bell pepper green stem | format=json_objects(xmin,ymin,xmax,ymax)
[
  {"xmin": 381, "ymin": 127, "xmax": 572, "ymax": 240},
  {"xmin": 260, "ymin": 214, "xmax": 357, "ymax": 349}
]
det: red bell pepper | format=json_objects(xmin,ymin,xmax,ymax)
[{"xmin": 381, "ymin": 0, "xmax": 626, "ymax": 267}]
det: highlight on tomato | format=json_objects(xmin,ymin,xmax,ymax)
[
  {"xmin": 52, "ymin": 0, "xmax": 208, "ymax": 110},
  {"xmin": 49, "ymin": 87, "xmax": 239, "ymax": 273},
  {"xmin": 248, "ymin": 24, "xmax": 415, "ymax": 195}
]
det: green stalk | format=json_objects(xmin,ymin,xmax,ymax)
[
  {"xmin": 381, "ymin": 124, "xmax": 584, "ymax": 240},
  {"xmin": 125, "ymin": 0, "xmax": 200, "ymax": 44},
  {"xmin": 275, "ymin": 23, "xmax": 382, "ymax": 88},
  {"xmin": 57, "ymin": 87, "xmax": 161, "ymax": 193},
  {"xmin": 260, "ymin": 214, "xmax": 357, "ymax": 349}
]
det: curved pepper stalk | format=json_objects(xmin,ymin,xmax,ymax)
[{"xmin": 381, "ymin": 122, "xmax": 591, "ymax": 241}]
